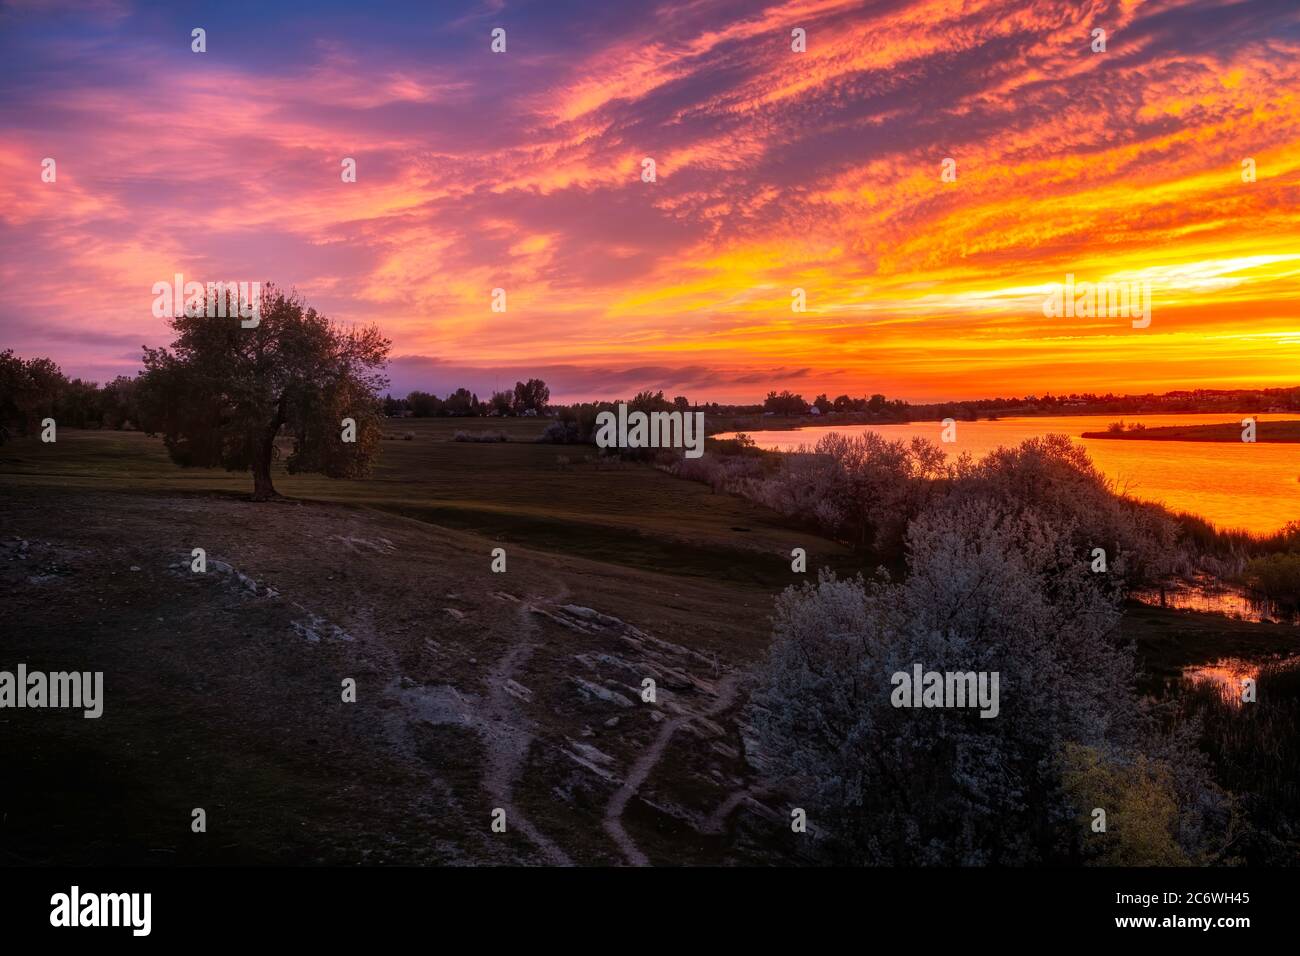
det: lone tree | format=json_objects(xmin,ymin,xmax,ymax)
[{"xmin": 138, "ymin": 285, "xmax": 390, "ymax": 499}]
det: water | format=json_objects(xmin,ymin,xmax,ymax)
[
  {"xmin": 718, "ymin": 414, "xmax": 1300, "ymax": 535},
  {"xmin": 1132, "ymin": 574, "xmax": 1297, "ymax": 624},
  {"xmin": 1181, "ymin": 656, "xmax": 1300, "ymax": 706}
]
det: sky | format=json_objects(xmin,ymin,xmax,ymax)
[{"xmin": 1, "ymin": 0, "xmax": 1298, "ymax": 404}]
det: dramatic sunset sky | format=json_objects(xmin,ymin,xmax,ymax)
[{"xmin": 2, "ymin": 0, "xmax": 1298, "ymax": 403}]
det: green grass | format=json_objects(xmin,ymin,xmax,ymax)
[{"xmin": 0, "ymin": 421, "xmax": 858, "ymax": 588}]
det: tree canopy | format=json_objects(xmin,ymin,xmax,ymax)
[{"xmin": 137, "ymin": 285, "xmax": 390, "ymax": 499}]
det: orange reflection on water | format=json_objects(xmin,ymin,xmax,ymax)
[
  {"xmin": 1182, "ymin": 656, "xmax": 1300, "ymax": 707},
  {"xmin": 1182, "ymin": 660, "xmax": 1260, "ymax": 706},
  {"xmin": 1132, "ymin": 575, "xmax": 1296, "ymax": 625}
]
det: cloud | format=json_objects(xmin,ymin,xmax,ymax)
[{"xmin": 1, "ymin": 0, "xmax": 1297, "ymax": 402}]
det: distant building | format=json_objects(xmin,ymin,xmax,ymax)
[{"xmin": 809, "ymin": 406, "xmax": 821, "ymax": 415}]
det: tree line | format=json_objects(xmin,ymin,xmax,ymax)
[
  {"xmin": 386, "ymin": 378, "xmax": 550, "ymax": 418},
  {"xmin": 763, "ymin": 389, "xmax": 908, "ymax": 418},
  {"xmin": 0, "ymin": 350, "xmax": 141, "ymax": 440}
]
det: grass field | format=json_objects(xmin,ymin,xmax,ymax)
[
  {"xmin": 3, "ymin": 423, "xmax": 1298, "ymax": 865},
  {"xmin": 0, "ymin": 419, "xmax": 857, "ymax": 587},
  {"xmin": 1082, "ymin": 420, "xmax": 1300, "ymax": 442}
]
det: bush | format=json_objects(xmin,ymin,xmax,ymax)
[
  {"xmin": 1243, "ymin": 553, "xmax": 1300, "ymax": 601},
  {"xmin": 670, "ymin": 453, "xmax": 767, "ymax": 493},
  {"xmin": 674, "ymin": 432, "xmax": 1188, "ymax": 586},
  {"xmin": 1059, "ymin": 744, "xmax": 1192, "ymax": 865},
  {"xmin": 748, "ymin": 498, "xmax": 1227, "ymax": 864},
  {"xmin": 710, "ymin": 433, "xmax": 758, "ymax": 456},
  {"xmin": 538, "ymin": 420, "xmax": 582, "ymax": 444},
  {"xmin": 741, "ymin": 431, "xmax": 947, "ymax": 559},
  {"xmin": 947, "ymin": 434, "xmax": 1180, "ymax": 585}
]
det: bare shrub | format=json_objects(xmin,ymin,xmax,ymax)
[
  {"xmin": 947, "ymin": 434, "xmax": 1181, "ymax": 584},
  {"xmin": 670, "ymin": 453, "xmax": 766, "ymax": 493},
  {"xmin": 453, "ymin": 430, "xmax": 508, "ymax": 443},
  {"xmin": 741, "ymin": 432, "xmax": 947, "ymax": 556},
  {"xmin": 538, "ymin": 420, "xmax": 582, "ymax": 444}
]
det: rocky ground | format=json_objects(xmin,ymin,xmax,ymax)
[{"xmin": 1, "ymin": 486, "xmax": 800, "ymax": 865}]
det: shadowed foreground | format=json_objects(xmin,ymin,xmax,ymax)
[
  {"xmin": 1, "ymin": 484, "xmax": 797, "ymax": 865},
  {"xmin": 3, "ymin": 425, "xmax": 1298, "ymax": 865}
]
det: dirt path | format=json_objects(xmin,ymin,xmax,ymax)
[
  {"xmin": 603, "ymin": 671, "xmax": 742, "ymax": 866},
  {"xmin": 701, "ymin": 787, "xmax": 759, "ymax": 835},
  {"xmin": 476, "ymin": 598, "xmax": 573, "ymax": 866}
]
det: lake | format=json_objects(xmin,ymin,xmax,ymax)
[{"xmin": 717, "ymin": 414, "xmax": 1299, "ymax": 535}]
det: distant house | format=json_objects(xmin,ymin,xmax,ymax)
[
  {"xmin": 809, "ymin": 406, "xmax": 821, "ymax": 416},
  {"xmin": 522, "ymin": 408, "xmax": 538, "ymax": 417}
]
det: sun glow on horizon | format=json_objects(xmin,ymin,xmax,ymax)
[{"xmin": 1, "ymin": 0, "xmax": 1298, "ymax": 402}]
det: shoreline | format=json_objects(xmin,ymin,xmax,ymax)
[
  {"xmin": 1081, "ymin": 420, "xmax": 1300, "ymax": 443},
  {"xmin": 709, "ymin": 411, "xmax": 1300, "ymax": 437}
]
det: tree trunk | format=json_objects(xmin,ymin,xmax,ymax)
[
  {"xmin": 251, "ymin": 450, "xmax": 277, "ymax": 500},
  {"xmin": 251, "ymin": 410, "xmax": 283, "ymax": 501}
]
